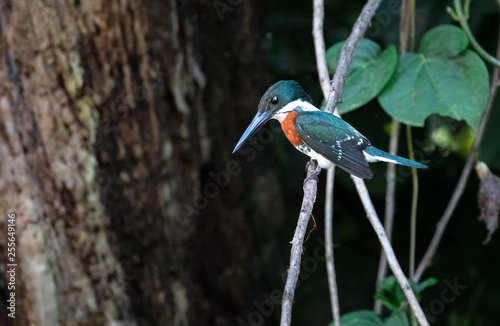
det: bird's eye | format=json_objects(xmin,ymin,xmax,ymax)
[{"xmin": 270, "ymin": 96, "xmax": 279, "ymax": 105}]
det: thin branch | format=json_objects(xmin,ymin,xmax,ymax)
[
  {"xmin": 399, "ymin": 0, "xmax": 409, "ymax": 55},
  {"xmin": 324, "ymin": 0, "xmax": 384, "ymax": 114},
  {"xmin": 374, "ymin": 119, "xmax": 400, "ymax": 313},
  {"xmin": 323, "ymin": 0, "xmax": 428, "ymax": 324},
  {"xmin": 280, "ymin": 162, "xmax": 319, "ymax": 326},
  {"xmin": 313, "ymin": 0, "xmax": 331, "ymax": 103},
  {"xmin": 413, "ymin": 16, "xmax": 500, "ymax": 281},
  {"xmin": 313, "ymin": 0, "xmax": 341, "ymax": 324},
  {"xmin": 352, "ymin": 177, "xmax": 429, "ymax": 326},
  {"xmin": 325, "ymin": 169, "xmax": 341, "ymax": 325},
  {"xmin": 285, "ymin": 0, "xmax": 428, "ymax": 324},
  {"xmin": 407, "ymin": 124, "xmax": 419, "ymax": 279},
  {"xmin": 408, "ymin": 0, "xmax": 416, "ymax": 52}
]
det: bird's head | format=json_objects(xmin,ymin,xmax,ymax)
[{"xmin": 233, "ymin": 80, "xmax": 312, "ymax": 153}]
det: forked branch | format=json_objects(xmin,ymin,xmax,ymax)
[{"xmin": 281, "ymin": 0, "xmax": 429, "ymax": 325}]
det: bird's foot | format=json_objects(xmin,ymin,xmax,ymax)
[{"xmin": 304, "ymin": 159, "xmax": 321, "ymax": 185}]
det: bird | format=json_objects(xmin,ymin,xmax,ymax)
[{"xmin": 232, "ymin": 80, "xmax": 427, "ymax": 179}]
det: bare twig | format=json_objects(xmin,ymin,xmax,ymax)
[
  {"xmin": 284, "ymin": 0, "xmax": 428, "ymax": 324},
  {"xmin": 313, "ymin": 0, "xmax": 332, "ymax": 104},
  {"xmin": 413, "ymin": 16, "xmax": 500, "ymax": 281},
  {"xmin": 399, "ymin": 0, "xmax": 410, "ymax": 55},
  {"xmin": 313, "ymin": 0, "xmax": 341, "ymax": 324},
  {"xmin": 325, "ymin": 169, "xmax": 341, "ymax": 325},
  {"xmin": 407, "ymin": 124, "xmax": 419, "ymax": 279},
  {"xmin": 323, "ymin": 0, "xmax": 428, "ymax": 324},
  {"xmin": 374, "ymin": 119, "xmax": 400, "ymax": 313},
  {"xmin": 401, "ymin": 0, "xmax": 420, "ymax": 286},
  {"xmin": 352, "ymin": 177, "xmax": 429, "ymax": 326},
  {"xmin": 280, "ymin": 162, "xmax": 319, "ymax": 326}
]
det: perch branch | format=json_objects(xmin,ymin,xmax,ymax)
[
  {"xmin": 324, "ymin": 170, "xmax": 341, "ymax": 325},
  {"xmin": 413, "ymin": 15, "xmax": 500, "ymax": 281},
  {"xmin": 352, "ymin": 177, "xmax": 429, "ymax": 326},
  {"xmin": 280, "ymin": 162, "xmax": 320, "ymax": 326},
  {"xmin": 313, "ymin": 0, "xmax": 341, "ymax": 324},
  {"xmin": 283, "ymin": 0, "xmax": 429, "ymax": 325},
  {"xmin": 323, "ymin": 0, "xmax": 428, "ymax": 324}
]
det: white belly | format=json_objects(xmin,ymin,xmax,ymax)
[{"xmin": 295, "ymin": 144, "xmax": 335, "ymax": 169}]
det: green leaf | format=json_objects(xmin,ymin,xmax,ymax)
[
  {"xmin": 327, "ymin": 39, "xmax": 381, "ymax": 72},
  {"xmin": 413, "ymin": 277, "xmax": 438, "ymax": 294},
  {"xmin": 418, "ymin": 24, "xmax": 468, "ymax": 57},
  {"xmin": 374, "ymin": 276, "xmax": 406, "ymax": 311},
  {"xmin": 375, "ymin": 276, "xmax": 437, "ymax": 311},
  {"xmin": 326, "ymin": 39, "xmax": 397, "ymax": 113},
  {"xmin": 330, "ymin": 310, "xmax": 409, "ymax": 326},
  {"xmin": 378, "ymin": 24, "xmax": 489, "ymax": 131},
  {"xmin": 337, "ymin": 310, "xmax": 383, "ymax": 326},
  {"xmin": 383, "ymin": 310, "xmax": 410, "ymax": 326}
]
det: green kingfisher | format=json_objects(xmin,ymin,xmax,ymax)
[{"xmin": 233, "ymin": 80, "xmax": 427, "ymax": 179}]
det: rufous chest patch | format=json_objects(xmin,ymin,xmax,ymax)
[{"xmin": 280, "ymin": 111, "xmax": 303, "ymax": 146}]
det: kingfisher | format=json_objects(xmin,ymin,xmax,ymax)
[{"xmin": 233, "ymin": 80, "xmax": 427, "ymax": 179}]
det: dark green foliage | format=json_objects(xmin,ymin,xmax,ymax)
[
  {"xmin": 327, "ymin": 277, "xmax": 435, "ymax": 325},
  {"xmin": 328, "ymin": 309, "xmax": 409, "ymax": 326},
  {"xmin": 262, "ymin": 1, "xmax": 500, "ymax": 325},
  {"xmin": 325, "ymin": 25, "xmax": 490, "ymax": 130},
  {"xmin": 374, "ymin": 276, "xmax": 437, "ymax": 311},
  {"xmin": 326, "ymin": 39, "xmax": 397, "ymax": 113},
  {"xmin": 378, "ymin": 25, "xmax": 489, "ymax": 130}
]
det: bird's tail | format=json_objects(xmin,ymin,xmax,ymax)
[{"xmin": 364, "ymin": 146, "xmax": 427, "ymax": 169}]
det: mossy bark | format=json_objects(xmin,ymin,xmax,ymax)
[{"xmin": 0, "ymin": 0, "xmax": 282, "ymax": 325}]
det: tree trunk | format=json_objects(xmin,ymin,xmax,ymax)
[{"xmin": 0, "ymin": 0, "xmax": 283, "ymax": 325}]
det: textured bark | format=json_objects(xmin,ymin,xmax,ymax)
[{"xmin": 0, "ymin": 0, "xmax": 278, "ymax": 325}]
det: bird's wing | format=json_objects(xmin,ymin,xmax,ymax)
[{"xmin": 294, "ymin": 110, "xmax": 373, "ymax": 179}]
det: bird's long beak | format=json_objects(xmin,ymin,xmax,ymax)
[{"xmin": 233, "ymin": 110, "xmax": 274, "ymax": 153}]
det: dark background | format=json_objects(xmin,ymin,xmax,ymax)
[{"xmin": 237, "ymin": 0, "xmax": 500, "ymax": 325}]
